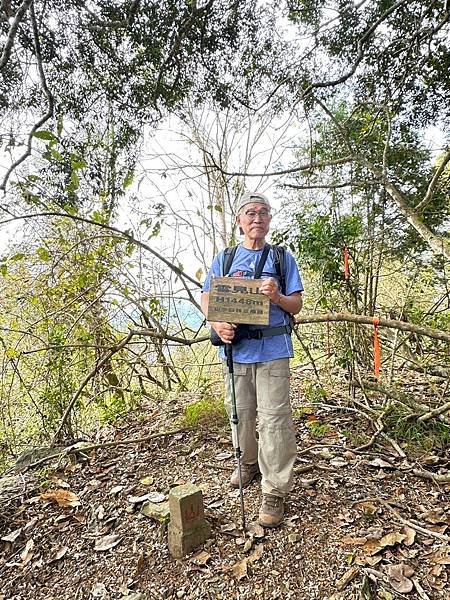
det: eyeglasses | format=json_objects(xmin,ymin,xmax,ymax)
[{"xmin": 243, "ymin": 210, "xmax": 271, "ymax": 220}]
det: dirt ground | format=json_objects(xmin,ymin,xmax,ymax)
[{"xmin": 0, "ymin": 385, "xmax": 449, "ymax": 600}]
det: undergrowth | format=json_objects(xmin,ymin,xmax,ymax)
[
  {"xmin": 180, "ymin": 397, "xmax": 228, "ymax": 430},
  {"xmin": 384, "ymin": 405, "xmax": 450, "ymax": 453},
  {"xmin": 305, "ymin": 420, "xmax": 330, "ymax": 438}
]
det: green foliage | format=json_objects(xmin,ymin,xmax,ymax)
[
  {"xmin": 341, "ymin": 427, "xmax": 370, "ymax": 447},
  {"xmin": 2, "ymin": 0, "xmax": 282, "ymax": 208},
  {"xmin": 277, "ymin": 213, "xmax": 363, "ymax": 289},
  {"xmin": 98, "ymin": 389, "xmax": 143, "ymax": 425},
  {"xmin": 304, "ymin": 382, "xmax": 327, "ymax": 403},
  {"xmin": 384, "ymin": 405, "xmax": 450, "ymax": 453},
  {"xmin": 293, "ymin": 405, "xmax": 315, "ymax": 419},
  {"xmin": 341, "ymin": 403, "xmax": 450, "ymax": 454},
  {"xmin": 33, "ymin": 130, "xmax": 58, "ymax": 142},
  {"xmin": 180, "ymin": 398, "xmax": 227, "ymax": 430},
  {"xmin": 38, "ymin": 325, "xmax": 77, "ymax": 436},
  {"xmin": 287, "ymin": 1, "xmax": 322, "ymax": 27},
  {"xmin": 305, "ymin": 419, "xmax": 330, "ymax": 438},
  {"xmin": 0, "ymin": 218, "xmax": 145, "ymax": 449}
]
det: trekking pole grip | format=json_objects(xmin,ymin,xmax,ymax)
[{"xmin": 225, "ymin": 343, "xmax": 234, "ymax": 373}]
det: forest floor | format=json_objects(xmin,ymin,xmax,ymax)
[{"xmin": 0, "ymin": 374, "xmax": 449, "ymax": 600}]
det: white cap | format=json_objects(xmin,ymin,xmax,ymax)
[{"xmin": 236, "ymin": 192, "xmax": 271, "ymax": 214}]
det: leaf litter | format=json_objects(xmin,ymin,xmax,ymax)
[{"xmin": 0, "ymin": 389, "xmax": 449, "ymax": 599}]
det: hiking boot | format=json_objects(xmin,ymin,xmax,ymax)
[
  {"xmin": 258, "ymin": 494, "xmax": 284, "ymax": 528},
  {"xmin": 230, "ymin": 462, "xmax": 260, "ymax": 489}
]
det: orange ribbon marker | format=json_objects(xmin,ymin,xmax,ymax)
[
  {"xmin": 343, "ymin": 246, "xmax": 350, "ymax": 280},
  {"xmin": 373, "ymin": 316, "xmax": 381, "ymax": 377}
]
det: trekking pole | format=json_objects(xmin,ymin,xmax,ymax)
[{"xmin": 224, "ymin": 343, "xmax": 246, "ymax": 533}]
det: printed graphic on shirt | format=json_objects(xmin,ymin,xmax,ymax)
[{"xmin": 232, "ymin": 270, "xmax": 249, "ymax": 278}]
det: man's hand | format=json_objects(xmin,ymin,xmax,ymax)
[
  {"xmin": 202, "ymin": 292, "xmax": 237, "ymax": 343},
  {"xmin": 260, "ymin": 279, "xmax": 303, "ymax": 314},
  {"xmin": 211, "ymin": 321, "xmax": 237, "ymax": 344},
  {"xmin": 259, "ymin": 277, "xmax": 281, "ymax": 304}
]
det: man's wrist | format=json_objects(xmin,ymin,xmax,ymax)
[{"xmin": 273, "ymin": 292, "xmax": 283, "ymax": 305}]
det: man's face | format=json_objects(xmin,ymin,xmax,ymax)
[{"xmin": 236, "ymin": 202, "xmax": 272, "ymax": 241}]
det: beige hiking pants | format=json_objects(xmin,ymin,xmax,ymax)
[{"xmin": 223, "ymin": 358, "xmax": 296, "ymax": 497}]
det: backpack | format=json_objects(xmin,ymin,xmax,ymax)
[{"xmin": 221, "ymin": 244, "xmax": 287, "ymax": 294}]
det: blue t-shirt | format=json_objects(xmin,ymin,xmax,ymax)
[{"xmin": 202, "ymin": 245, "xmax": 303, "ymax": 363}]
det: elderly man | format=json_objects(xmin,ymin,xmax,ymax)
[{"xmin": 201, "ymin": 192, "xmax": 303, "ymax": 528}]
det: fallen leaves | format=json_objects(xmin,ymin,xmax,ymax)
[
  {"xmin": 139, "ymin": 476, "xmax": 154, "ymax": 486},
  {"xmin": 340, "ymin": 516, "xmax": 448, "ymax": 595},
  {"xmin": 250, "ymin": 543, "xmax": 264, "ymax": 561},
  {"xmin": 214, "ymin": 451, "xmax": 232, "ymax": 461},
  {"xmin": 1, "ymin": 412, "xmax": 449, "ymax": 600},
  {"xmin": 20, "ymin": 539, "xmax": 34, "ymax": 565},
  {"xmin": 418, "ymin": 508, "xmax": 450, "ymax": 525},
  {"xmin": 1, "ymin": 527, "xmax": 22, "ymax": 543},
  {"xmin": 248, "ymin": 522, "xmax": 265, "ymax": 539},
  {"xmin": 384, "ymin": 563, "xmax": 415, "ymax": 594},
  {"xmin": 128, "ymin": 491, "xmax": 166, "ymax": 504},
  {"xmin": 341, "ymin": 535, "xmax": 368, "ymax": 546},
  {"xmin": 40, "ymin": 489, "xmax": 80, "ymax": 507},
  {"xmin": 366, "ymin": 458, "xmax": 394, "ymax": 469},
  {"xmin": 426, "ymin": 545, "xmax": 450, "ymax": 565},
  {"xmin": 402, "ymin": 525, "xmax": 416, "ymax": 546},
  {"xmin": 223, "ymin": 543, "xmax": 264, "ymax": 580},
  {"xmin": 94, "ymin": 534, "xmax": 122, "ymax": 552},
  {"xmin": 336, "ymin": 566, "xmax": 359, "ymax": 591},
  {"xmin": 48, "ymin": 545, "xmax": 69, "ymax": 563},
  {"xmin": 344, "ymin": 528, "xmax": 410, "ymax": 566},
  {"xmin": 230, "ymin": 556, "xmax": 248, "ymax": 580},
  {"xmin": 190, "ymin": 550, "xmax": 211, "ymax": 566},
  {"xmin": 364, "ymin": 531, "xmax": 407, "ymax": 556}
]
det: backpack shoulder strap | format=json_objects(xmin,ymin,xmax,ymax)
[
  {"xmin": 222, "ymin": 246, "xmax": 238, "ymax": 276},
  {"xmin": 223, "ymin": 244, "xmax": 277, "ymax": 280},
  {"xmin": 272, "ymin": 245, "xmax": 286, "ymax": 294},
  {"xmin": 254, "ymin": 243, "xmax": 271, "ymax": 279}
]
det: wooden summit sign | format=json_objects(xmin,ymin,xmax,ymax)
[{"xmin": 207, "ymin": 277, "xmax": 270, "ymax": 326}]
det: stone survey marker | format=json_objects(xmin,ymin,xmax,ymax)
[
  {"xmin": 168, "ymin": 483, "xmax": 211, "ymax": 558},
  {"xmin": 207, "ymin": 276, "xmax": 270, "ymax": 325}
]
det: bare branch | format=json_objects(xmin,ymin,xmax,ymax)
[
  {"xmin": 0, "ymin": 0, "xmax": 33, "ymax": 71},
  {"xmin": 79, "ymin": 0, "xmax": 141, "ymax": 30},
  {"xmin": 129, "ymin": 328, "xmax": 208, "ymax": 345},
  {"xmin": 302, "ymin": 0, "xmax": 410, "ymax": 98},
  {"xmin": 417, "ymin": 400, "xmax": 450, "ymax": 423},
  {"xmin": 294, "ymin": 312, "xmax": 450, "ymax": 343},
  {"xmin": 23, "ymin": 427, "xmax": 185, "ymax": 471},
  {"xmin": 379, "ymin": 499, "xmax": 450, "ymax": 541},
  {"xmin": 0, "ymin": 1, "xmax": 55, "ymax": 192},
  {"xmin": 414, "ymin": 148, "xmax": 450, "ymax": 213},
  {"xmin": 282, "ymin": 179, "xmax": 377, "ymax": 190},
  {"xmin": 355, "ymin": 154, "xmax": 450, "ymax": 261},
  {"xmin": 50, "ymin": 326, "xmax": 208, "ymax": 445},
  {"xmin": 312, "ymin": 96, "xmax": 450, "ymax": 261},
  {"xmin": 51, "ymin": 331, "xmax": 134, "ymax": 444},
  {"xmin": 202, "ymin": 153, "xmax": 354, "ymax": 178}
]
